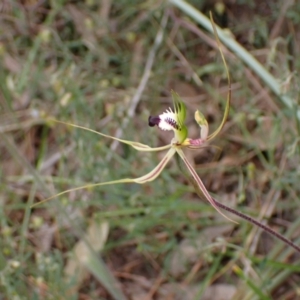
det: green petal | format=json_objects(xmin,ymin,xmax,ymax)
[
  {"xmin": 194, "ymin": 110, "xmax": 209, "ymax": 140},
  {"xmin": 171, "ymin": 90, "xmax": 186, "ymax": 126},
  {"xmin": 171, "ymin": 90, "xmax": 188, "ymax": 143}
]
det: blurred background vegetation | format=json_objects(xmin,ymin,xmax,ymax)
[{"xmin": 1, "ymin": 0, "xmax": 300, "ymax": 299}]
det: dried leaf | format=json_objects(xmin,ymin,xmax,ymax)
[{"xmin": 64, "ymin": 221, "xmax": 109, "ymax": 288}]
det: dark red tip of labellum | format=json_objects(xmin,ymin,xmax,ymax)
[{"xmin": 148, "ymin": 116, "xmax": 160, "ymax": 127}]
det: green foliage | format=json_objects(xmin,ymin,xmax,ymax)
[{"xmin": 1, "ymin": 1, "xmax": 300, "ymax": 299}]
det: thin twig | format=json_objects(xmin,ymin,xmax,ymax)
[
  {"xmin": 269, "ymin": 0, "xmax": 294, "ymax": 40},
  {"xmin": 106, "ymin": 11, "xmax": 169, "ymax": 159}
]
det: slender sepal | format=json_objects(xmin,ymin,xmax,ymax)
[
  {"xmin": 47, "ymin": 119, "xmax": 171, "ymax": 152},
  {"xmin": 33, "ymin": 148, "xmax": 176, "ymax": 207},
  {"xmin": 207, "ymin": 13, "xmax": 231, "ymax": 142},
  {"xmin": 176, "ymin": 148, "xmax": 237, "ymax": 223}
]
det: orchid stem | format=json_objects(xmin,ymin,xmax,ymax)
[
  {"xmin": 213, "ymin": 198, "xmax": 300, "ymax": 254},
  {"xmin": 176, "ymin": 154, "xmax": 300, "ymax": 253}
]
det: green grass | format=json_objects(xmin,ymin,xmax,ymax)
[{"xmin": 1, "ymin": 0, "xmax": 300, "ymax": 299}]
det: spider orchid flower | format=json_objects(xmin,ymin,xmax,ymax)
[
  {"xmin": 32, "ymin": 14, "xmax": 300, "ymax": 254},
  {"xmin": 36, "ymin": 88, "xmax": 233, "ymax": 223},
  {"xmin": 35, "ymin": 14, "xmax": 234, "ymax": 223},
  {"xmin": 146, "ymin": 90, "xmax": 233, "ymax": 222}
]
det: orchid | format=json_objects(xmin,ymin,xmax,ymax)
[
  {"xmin": 34, "ymin": 15, "xmax": 300, "ymax": 254},
  {"xmin": 39, "ymin": 85, "xmax": 232, "ymax": 216},
  {"xmin": 36, "ymin": 14, "xmax": 232, "ymax": 223},
  {"xmin": 39, "ymin": 86, "xmax": 232, "ymax": 222}
]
